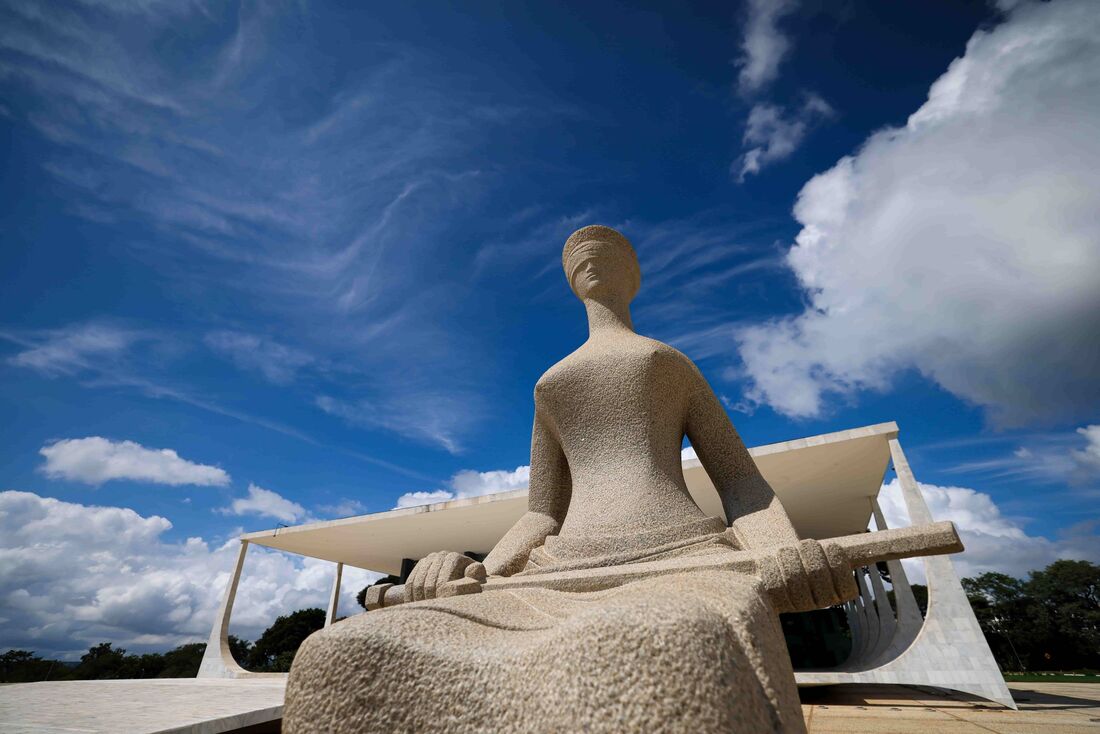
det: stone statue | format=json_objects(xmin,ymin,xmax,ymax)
[{"xmin": 284, "ymin": 226, "xmax": 906, "ymax": 732}]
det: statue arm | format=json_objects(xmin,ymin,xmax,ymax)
[
  {"xmin": 482, "ymin": 407, "xmax": 571, "ymax": 576},
  {"xmin": 684, "ymin": 369, "xmax": 800, "ymax": 551}
]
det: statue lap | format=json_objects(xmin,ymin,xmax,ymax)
[{"xmin": 284, "ymin": 569, "xmax": 805, "ymax": 733}]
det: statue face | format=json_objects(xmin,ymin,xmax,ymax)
[{"xmin": 566, "ymin": 240, "xmax": 639, "ymax": 302}]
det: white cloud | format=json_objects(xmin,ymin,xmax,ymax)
[
  {"xmin": 204, "ymin": 331, "xmax": 314, "ymax": 385},
  {"xmin": 394, "ymin": 465, "xmax": 530, "ymax": 508},
  {"xmin": 738, "ymin": 95, "xmax": 833, "ymax": 180},
  {"xmin": 315, "ymin": 499, "xmax": 368, "ymax": 518},
  {"xmin": 876, "ymin": 478, "xmax": 1099, "ymax": 582},
  {"xmin": 946, "ymin": 425, "xmax": 1100, "ymax": 486},
  {"xmin": 0, "ymin": 491, "xmax": 380, "ymax": 659},
  {"xmin": 394, "ymin": 490, "xmax": 455, "ymax": 509},
  {"xmin": 6, "ymin": 323, "xmax": 140, "ymax": 376},
  {"xmin": 450, "ymin": 465, "xmax": 530, "ymax": 497},
  {"xmin": 737, "ymin": 0, "xmax": 1100, "ymax": 427},
  {"xmin": 221, "ymin": 484, "xmax": 306, "ymax": 524},
  {"xmin": 1072, "ymin": 425, "xmax": 1100, "ymax": 477},
  {"xmin": 736, "ymin": 0, "xmax": 799, "ymax": 95},
  {"xmin": 39, "ymin": 437, "xmax": 230, "ymax": 487}
]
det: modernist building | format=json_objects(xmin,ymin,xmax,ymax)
[{"xmin": 198, "ymin": 421, "xmax": 1014, "ymax": 709}]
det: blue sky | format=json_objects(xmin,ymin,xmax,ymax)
[{"xmin": 1, "ymin": 0, "xmax": 1098, "ymax": 657}]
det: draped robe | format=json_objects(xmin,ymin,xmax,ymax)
[{"xmin": 285, "ymin": 337, "xmax": 808, "ymax": 733}]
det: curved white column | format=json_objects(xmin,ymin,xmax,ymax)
[
  {"xmin": 797, "ymin": 438, "xmax": 1015, "ymax": 708},
  {"xmin": 198, "ymin": 540, "xmax": 252, "ymax": 678},
  {"xmin": 326, "ymin": 562, "xmax": 343, "ymax": 627}
]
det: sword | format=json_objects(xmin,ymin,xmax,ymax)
[{"xmin": 365, "ymin": 520, "xmax": 962, "ymax": 613}]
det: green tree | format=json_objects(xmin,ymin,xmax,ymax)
[
  {"xmin": 963, "ymin": 572, "xmax": 1031, "ymax": 671},
  {"xmin": 248, "ymin": 608, "xmax": 325, "ymax": 672},
  {"xmin": 1025, "ymin": 559, "xmax": 1100, "ymax": 670},
  {"xmin": 964, "ymin": 560, "xmax": 1100, "ymax": 672},
  {"xmin": 72, "ymin": 643, "xmax": 130, "ymax": 679},
  {"xmin": 228, "ymin": 635, "xmax": 253, "ymax": 665},
  {"xmin": 0, "ymin": 650, "xmax": 64, "ymax": 682}
]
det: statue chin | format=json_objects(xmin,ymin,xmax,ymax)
[{"xmin": 284, "ymin": 225, "xmax": 810, "ymax": 734}]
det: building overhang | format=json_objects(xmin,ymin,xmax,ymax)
[{"xmin": 243, "ymin": 422, "xmax": 899, "ymax": 575}]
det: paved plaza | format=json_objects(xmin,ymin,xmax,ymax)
[
  {"xmin": 0, "ymin": 677, "xmax": 285, "ymax": 734},
  {"xmin": 1, "ymin": 679, "xmax": 1096, "ymax": 733},
  {"xmin": 802, "ymin": 682, "xmax": 1100, "ymax": 733}
]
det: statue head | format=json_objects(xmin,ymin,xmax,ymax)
[{"xmin": 562, "ymin": 225, "xmax": 641, "ymax": 304}]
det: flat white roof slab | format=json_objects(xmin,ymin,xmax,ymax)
[
  {"xmin": 244, "ymin": 422, "xmax": 899, "ymax": 575},
  {"xmin": 0, "ymin": 677, "xmax": 286, "ymax": 734}
]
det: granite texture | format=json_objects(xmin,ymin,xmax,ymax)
[{"xmin": 286, "ymin": 225, "xmax": 909, "ymax": 732}]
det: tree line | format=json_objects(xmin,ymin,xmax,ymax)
[
  {"xmin": 962, "ymin": 559, "xmax": 1098, "ymax": 672},
  {"xmin": 1, "ymin": 608, "xmax": 325, "ymax": 683}
]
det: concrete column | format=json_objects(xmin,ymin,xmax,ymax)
[
  {"xmin": 865, "ymin": 562, "xmax": 896, "ymax": 663},
  {"xmin": 856, "ymin": 569, "xmax": 880, "ymax": 664},
  {"xmin": 843, "ymin": 597, "xmax": 865, "ymax": 669},
  {"xmin": 326, "ymin": 562, "xmax": 344, "ymax": 627},
  {"xmin": 197, "ymin": 540, "xmax": 251, "ymax": 678},
  {"xmin": 888, "ymin": 438, "xmax": 933, "ymax": 524},
  {"xmin": 842, "ymin": 601, "xmax": 858, "ymax": 661},
  {"xmin": 846, "ymin": 573, "xmax": 871, "ymax": 668},
  {"xmin": 878, "ymin": 439, "xmax": 1014, "ymax": 706},
  {"xmin": 870, "ymin": 496, "xmax": 923, "ymax": 661},
  {"xmin": 796, "ymin": 435, "xmax": 1016, "ymax": 708}
]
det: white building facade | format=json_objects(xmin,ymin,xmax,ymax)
[{"xmin": 198, "ymin": 422, "xmax": 1015, "ymax": 709}]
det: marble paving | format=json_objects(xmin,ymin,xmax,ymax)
[
  {"xmin": 802, "ymin": 682, "xmax": 1100, "ymax": 733},
  {"xmin": 0, "ymin": 676, "xmax": 286, "ymax": 734}
]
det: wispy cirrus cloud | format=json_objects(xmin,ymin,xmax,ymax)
[
  {"xmin": 4, "ymin": 323, "xmax": 147, "ymax": 376},
  {"xmin": 2, "ymin": 321, "xmax": 432, "ymax": 480},
  {"xmin": 204, "ymin": 330, "xmax": 315, "ymax": 385},
  {"xmin": 945, "ymin": 425, "xmax": 1100, "ymax": 488},
  {"xmin": 1, "ymin": 1, "xmax": 562, "ymax": 454},
  {"xmin": 315, "ymin": 393, "xmax": 478, "ymax": 455}
]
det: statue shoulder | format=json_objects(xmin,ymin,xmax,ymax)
[
  {"xmin": 533, "ymin": 349, "xmax": 579, "ymax": 397},
  {"xmin": 635, "ymin": 335, "xmax": 704, "ymax": 378}
]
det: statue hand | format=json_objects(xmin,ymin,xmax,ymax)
[
  {"xmin": 766, "ymin": 539, "xmax": 858, "ymax": 613},
  {"xmin": 404, "ymin": 551, "xmax": 485, "ymax": 603}
]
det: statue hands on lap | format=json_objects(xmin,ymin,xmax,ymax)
[{"xmin": 404, "ymin": 225, "xmax": 852, "ymax": 612}]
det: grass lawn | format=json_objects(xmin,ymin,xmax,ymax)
[{"xmin": 1002, "ymin": 672, "xmax": 1100, "ymax": 683}]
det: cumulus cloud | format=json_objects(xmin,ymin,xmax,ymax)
[
  {"xmin": 395, "ymin": 465, "xmax": 530, "ymax": 508},
  {"xmin": 395, "ymin": 490, "xmax": 456, "ymax": 509},
  {"xmin": 220, "ymin": 483, "xmax": 307, "ymax": 524},
  {"xmin": 737, "ymin": 95, "xmax": 833, "ymax": 180},
  {"xmin": 0, "ymin": 491, "xmax": 379, "ymax": 659},
  {"xmin": 39, "ymin": 437, "xmax": 230, "ymax": 487},
  {"xmin": 204, "ymin": 331, "xmax": 315, "ymax": 385},
  {"xmin": 876, "ymin": 478, "xmax": 1100, "ymax": 582},
  {"xmin": 736, "ymin": 0, "xmax": 1100, "ymax": 427},
  {"xmin": 736, "ymin": 0, "xmax": 799, "ymax": 95},
  {"xmin": 1072, "ymin": 425, "xmax": 1100, "ymax": 477}
]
